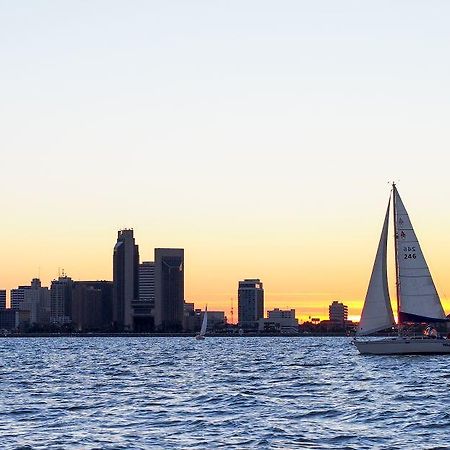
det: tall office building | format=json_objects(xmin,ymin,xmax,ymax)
[
  {"xmin": 238, "ymin": 279, "xmax": 264, "ymax": 330},
  {"xmin": 0, "ymin": 290, "xmax": 6, "ymax": 309},
  {"xmin": 11, "ymin": 286, "xmax": 29, "ymax": 309},
  {"xmin": 154, "ymin": 248, "xmax": 184, "ymax": 331},
  {"xmin": 74, "ymin": 281, "xmax": 113, "ymax": 329},
  {"xmin": 72, "ymin": 284, "xmax": 103, "ymax": 331},
  {"xmin": 139, "ymin": 262, "xmax": 155, "ymax": 308},
  {"xmin": 113, "ymin": 229, "xmax": 139, "ymax": 330},
  {"xmin": 13, "ymin": 279, "xmax": 51, "ymax": 325},
  {"xmin": 28, "ymin": 279, "xmax": 51, "ymax": 325},
  {"xmin": 50, "ymin": 276, "xmax": 73, "ymax": 325},
  {"xmin": 131, "ymin": 261, "xmax": 156, "ymax": 332},
  {"xmin": 329, "ymin": 300, "xmax": 348, "ymax": 327}
]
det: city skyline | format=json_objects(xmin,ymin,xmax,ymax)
[
  {"xmin": 2, "ymin": 195, "xmax": 450, "ymax": 325},
  {"xmin": 2, "ymin": 2, "xmax": 450, "ymax": 322}
]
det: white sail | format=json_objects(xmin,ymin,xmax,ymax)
[
  {"xmin": 200, "ymin": 307, "xmax": 208, "ymax": 336},
  {"xmin": 357, "ymin": 199, "xmax": 395, "ymax": 335},
  {"xmin": 394, "ymin": 186, "xmax": 446, "ymax": 322}
]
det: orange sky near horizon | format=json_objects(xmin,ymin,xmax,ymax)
[{"xmin": 3, "ymin": 193, "xmax": 450, "ymax": 325}]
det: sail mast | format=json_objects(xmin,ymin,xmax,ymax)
[{"xmin": 392, "ymin": 183, "xmax": 401, "ymax": 326}]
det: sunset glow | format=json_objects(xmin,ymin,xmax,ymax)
[{"xmin": 2, "ymin": 2, "xmax": 450, "ymax": 323}]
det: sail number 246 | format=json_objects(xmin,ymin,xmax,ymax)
[{"xmin": 403, "ymin": 246, "xmax": 416, "ymax": 259}]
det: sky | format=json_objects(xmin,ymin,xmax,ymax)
[{"xmin": 1, "ymin": 1, "xmax": 450, "ymax": 321}]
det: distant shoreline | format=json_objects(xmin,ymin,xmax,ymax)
[{"xmin": 0, "ymin": 332, "xmax": 358, "ymax": 338}]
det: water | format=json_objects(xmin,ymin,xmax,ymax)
[{"xmin": 1, "ymin": 337, "xmax": 450, "ymax": 449}]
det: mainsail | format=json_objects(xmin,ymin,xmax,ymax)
[
  {"xmin": 357, "ymin": 199, "xmax": 395, "ymax": 335},
  {"xmin": 393, "ymin": 185, "xmax": 446, "ymax": 323}
]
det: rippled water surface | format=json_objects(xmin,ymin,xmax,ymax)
[{"xmin": 1, "ymin": 337, "xmax": 450, "ymax": 449}]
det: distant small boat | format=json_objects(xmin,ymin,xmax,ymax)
[
  {"xmin": 195, "ymin": 306, "xmax": 207, "ymax": 340},
  {"xmin": 354, "ymin": 183, "xmax": 449, "ymax": 355}
]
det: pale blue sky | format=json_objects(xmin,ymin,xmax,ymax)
[{"xmin": 1, "ymin": 1, "xmax": 450, "ymax": 315}]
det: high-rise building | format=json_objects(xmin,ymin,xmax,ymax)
[
  {"xmin": 132, "ymin": 261, "xmax": 156, "ymax": 332},
  {"xmin": 154, "ymin": 248, "xmax": 184, "ymax": 332},
  {"xmin": 0, "ymin": 290, "xmax": 6, "ymax": 309},
  {"xmin": 19, "ymin": 279, "xmax": 50, "ymax": 325},
  {"xmin": 113, "ymin": 229, "xmax": 139, "ymax": 330},
  {"xmin": 74, "ymin": 281, "xmax": 113, "ymax": 329},
  {"xmin": 50, "ymin": 276, "xmax": 73, "ymax": 325},
  {"xmin": 72, "ymin": 284, "xmax": 103, "ymax": 331},
  {"xmin": 139, "ymin": 262, "xmax": 155, "ymax": 309},
  {"xmin": 329, "ymin": 300, "xmax": 348, "ymax": 327},
  {"xmin": 238, "ymin": 279, "xmax": 264, "ymax": 330},
  {"xmin": 11, "ymin": 286, "xmax": 30, "ymax": 310}
]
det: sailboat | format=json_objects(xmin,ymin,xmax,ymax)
[
  {"xmin": 195, "ymin": 306, "xmax": 208, "ymax": 340},
  {"xmin": 354, "ymin": 183, "xmax": 450, "ymax": 355}
]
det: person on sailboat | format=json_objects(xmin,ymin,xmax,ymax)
[{"xmin": 424, "ymin": 325, "xmax": 438, "ymax": 338}]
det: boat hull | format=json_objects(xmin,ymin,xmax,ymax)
[
  {"xmin": 354, "ymin": 337, "xmax": 450, "ymax": 355},
  {"xmin": 195, "ymin": 334, "xmax": 205, "ymax": 340}
]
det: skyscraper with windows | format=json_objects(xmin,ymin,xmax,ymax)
[
  {"xmin": 50, "ymin": 275, "xmax": 73, "ymax": 325},
  {"xmin": 11, "ymin": 286, "xmax": 29, "ymax": 310},
  {"xmin": 12, "ymin": 279, "xmax": 50, "ymax": 325},
  {"xmin": 72, "ymin": 281, "xmax": 113, "ymax": 330},
  {"xmin": 154, "ymin": 248, "xmax": 184, "ymax": 332},
  {"xmin": 113, "ymin": 229, "xmax": 139, "ymax": 330},
  {"xmin": 238, "ymin": 279, "xmax": 264, "ymax": 330},
  {"xmin": 139, "ymin": 261, "xmax": 155, "ymax": 308}
]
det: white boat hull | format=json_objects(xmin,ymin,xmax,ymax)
[
  {"xmin": 354, "ymin": 337, "xmax": 450, "ymax": 355},
  {"xmin": 195, "ymin": 334, "xmax": 205, "ymax": 340}
]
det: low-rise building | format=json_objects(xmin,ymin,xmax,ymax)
[
  {"xmin": 258, "ymin": 308, "xmax": 299, "ymax": 333},
  {"xmin": 200, "ymin": 310, "xmax": 226, "ymax": 331},
  {"xmin": 184, "ymin": 304, "xmax": 227, "ymax": 332},
  {"xmin": 184, "ymin": 302, "xmax": 199, "ymax": 331}
]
